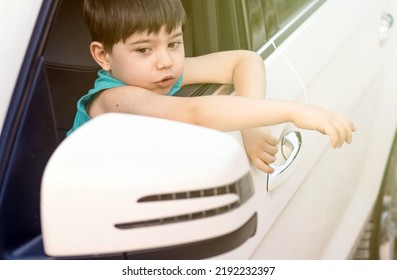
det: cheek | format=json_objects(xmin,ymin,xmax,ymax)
[
  {"xmin": 114, "ymin": 60, "xmax": 151, "ymax": 85},
  {"xmin": 174, "ymin": 52, "xmax": 185, "ymax": 75}
]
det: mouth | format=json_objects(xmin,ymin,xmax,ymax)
[{"xmin": 155, "ymin": 75, "xmax": 176, "ymax": 89}]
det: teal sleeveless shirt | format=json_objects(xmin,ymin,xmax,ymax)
[{"xmin": 67, "ymin": 70, "xmax": 182, "ymax": 136}]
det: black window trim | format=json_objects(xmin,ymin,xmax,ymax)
[{"xmin": 256, "ymin": 0, "xmax": 327, "ymax": 60}]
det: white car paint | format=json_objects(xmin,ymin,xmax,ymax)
[
  {"xmin": 250, "ymin": 0, "xmax": 397, "ymax": 259},
  {"xmin": 0, "ymin": 0, "xmax": 43, "ymax": 135}
]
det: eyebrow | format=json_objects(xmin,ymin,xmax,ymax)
[{"xmin": 128, "ymin": 32, "xmax": 184, "ymax": 46}]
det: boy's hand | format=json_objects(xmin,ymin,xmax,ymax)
[
  {"xmin": 242, "ymin": 127, "xmax": 278, "ymax": 173},
  {"xmin": 292, "ymin": 104, "xmax": 356, "ymax": 148}
]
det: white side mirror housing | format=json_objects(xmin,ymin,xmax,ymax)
[{"xmin": 41, "ymin": 114, "xmax": 255, "ymax": 258}]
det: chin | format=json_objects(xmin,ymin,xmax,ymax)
[{"xmin": 153, "ymin": 88, "xmax": 172, "ymax": 95}]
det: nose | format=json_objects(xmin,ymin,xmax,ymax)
[{"xmin": 156, "ymin": 49, "xmax": 173, "ymax": 70}]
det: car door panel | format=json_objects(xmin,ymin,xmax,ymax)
[
  {"xmin": 251, "ymin": 0, "xmax": 397, "ymax": 259},
  {"xmin": 216, "ymin": 48, "xmax": 315, "ymax": 259},
  {"xmin": 251, "ymin": 74, "xmax": 384, "ymax": 258}
]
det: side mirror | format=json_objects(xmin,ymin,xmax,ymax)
[{"xmin": 41, "ymin": 113, "xmax": 256, "ymax": 259}]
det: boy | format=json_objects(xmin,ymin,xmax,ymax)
[{"xmin": 68, "ymin": 0, "xmax": 356, "ymax": 173}]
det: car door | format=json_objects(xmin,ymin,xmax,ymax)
[
  {"xmin": 190, "ymin": 0, "xmax": 322, "ymax": 259},
  {"xmin": 251, "ymin": 0, "xmax": 397, "ymax": 259}
]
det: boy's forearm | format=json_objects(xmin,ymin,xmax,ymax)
[
  {"xmin": 96, "ymin": 86, "xmax": 290, "ymax": 131},
  {"xmin": 95, "ymin": 85, "xmax": 354, "ymax": 147},
  {"xmin": 102, "ymin": 87, "xmax": 292, "ymax": 131},
  {"xmin": 233, "ymin": 51, "xmax": 266, "ymax": 99},
  {"xmin": 183, "ymin": 50, "xmax": 266, "ymax": 98},
  {"xmin": 188, "ymin": 95, "xmax": 355, "ymax": 149},
  {"xmin": 188, "ymin": 95, "xmax": 293, "ymax": 131}
]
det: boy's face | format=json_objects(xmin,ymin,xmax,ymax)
[{"xmin": 106, "ymin": 25, "xmax": 185, "ymax": 95}]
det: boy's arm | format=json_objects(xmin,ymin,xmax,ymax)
[
  {"xmin": 183, "ymin": 51, "xmax": 279, "ymax": 173},
  {"xmin": 182, "ymin": 50, "xmax": 265, "ymax": 94},
  {"xmin": 89, "ymin": 86, "xmax": 355, "ymax": 149}
]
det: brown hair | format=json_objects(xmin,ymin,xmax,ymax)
[{"xmin": 84, "ymin": 0, "xmax": 186, "ymax": 52}]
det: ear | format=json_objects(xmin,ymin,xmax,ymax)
[{"xmin": 90, "ymin": 41, "xmax": 111, "ymax": 71}]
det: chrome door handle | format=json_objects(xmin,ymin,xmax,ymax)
[
  {"xmin": 380, "ymin": 13, "xmax": 394, "ymax": 40},
  {"xmin": 267, "ymin": 131, "xmax": 302, "ymax": 191}
]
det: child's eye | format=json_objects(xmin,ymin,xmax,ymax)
[
  {"xmin": 136, "ymin": 48, "xmax": 151, "ymax": 54},
  {"xmin": 168, "ymin": 42, "xmax": 182, "ymax": 49}
]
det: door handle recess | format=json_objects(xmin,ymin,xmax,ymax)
[
  {"xmin": 267, "ymin": 131, "xmax": 302, "ymax": 192},
  {"xmin": 379, "ymin": 13, "xmax": 394, "ymax": 41}
]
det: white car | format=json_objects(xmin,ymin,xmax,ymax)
[{"xmin": 1, "ymin": 0, "xmax": 396, "ymax": 260}]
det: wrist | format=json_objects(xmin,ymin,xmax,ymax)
[{"xmin": 276, "ymin": 100, "xmax": 297, "ymax": 123}]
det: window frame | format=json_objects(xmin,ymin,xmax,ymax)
[
  {"xmin": 177, "ymin": 0, "xmax": 327, "ymax": 97},
  {"xmin": 257, "ymin": 0, "xmax": 327, "ymax": 59}
]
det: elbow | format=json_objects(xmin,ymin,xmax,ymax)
[{"xmin": 241, "ymin": 50, "xmax": 264, "ymax": 64}]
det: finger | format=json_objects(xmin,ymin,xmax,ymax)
[
  {"xmin": 264, "ymin": 134, "xmax": 278, "ymax": 146},
  {"xmin": 323, "ymin": 124, "xmax": 339, "ymax": 149},
  {"xmin": 253, "ymin": 158, "xmax": 275, "ymax": 174},
  {"xmin": 338, "ymin": 116, "xmax": 356, "ymax": 145},
  {"xmin": 345, "ymin": 121, "xmax": 353, "ymax": 144},
  {"xmin": 256, "ymin": 150, "xmax": 277, "ymax": 164},
  {"xmin": 346, "ymin": 120, "xmax": 357, "ymax": 143},
  {"xmin": 351, "ymin": 122, "xmax": 357, "ymax": 132},
  {"xmin": 263, "ymin": 142, "xmax": 278, "ymax": 156},
  {"xmin": 331, "ymin": 119, "xmax": 347, "ymax": 148}
]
